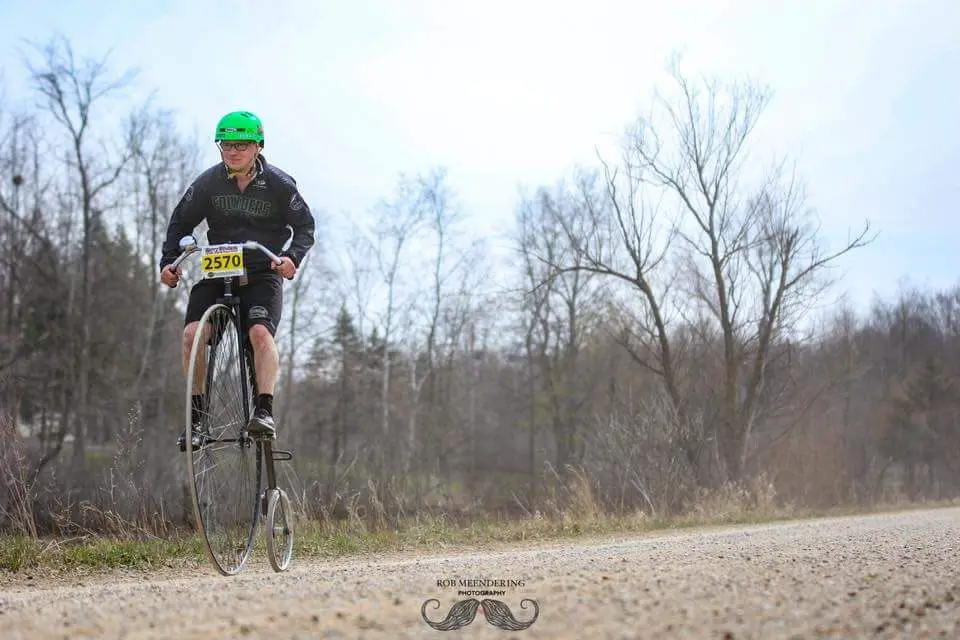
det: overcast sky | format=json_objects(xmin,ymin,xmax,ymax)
[{"xmin": 2, "ymin": 0, "xmax": 959, "ymax": 315}]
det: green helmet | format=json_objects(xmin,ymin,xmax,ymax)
[{"xmin": 214, "ymin": 111, "xmax": 264, "ymax": 145}]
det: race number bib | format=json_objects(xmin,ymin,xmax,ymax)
[{"xmin": 200, "ymin": 244, "xmax": 245, "ymax": 279}]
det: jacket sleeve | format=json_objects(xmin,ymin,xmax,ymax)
[
  {"xmin": 159, "ymin": 179, "xmax": 207, "ymax": 270},
  {"xmin": 279, "ymin": 180, "xmax": 316, "ymax": 268}
]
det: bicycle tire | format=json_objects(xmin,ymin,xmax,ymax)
[
  {"xmin": 185, "ymin": 303, "xmax": 261, "ymax": 576},
  {"xmin": 265, "ymin": 488, "xmax": 294, "ymax": 572}
]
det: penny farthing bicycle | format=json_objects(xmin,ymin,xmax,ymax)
[{"xmin": 169, "ymin": 234, "xmax": 295, "ymax": 576}]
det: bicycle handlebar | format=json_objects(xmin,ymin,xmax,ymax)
[{"xmin": 170, "ymin": 236, "xmax": 283, "ymax": 271}]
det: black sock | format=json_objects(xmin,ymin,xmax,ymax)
[
  {"xmin": 256, "ymin": 393, "xmax": 273, "ymax": 416},
  {"xmin": 191, "ymin": 394, "xmax": 205, "ymax": 423}
]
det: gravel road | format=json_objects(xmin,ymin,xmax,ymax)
[{"xmin": 1, "ymin": 507, "xmax": 958, "ymax": 639}]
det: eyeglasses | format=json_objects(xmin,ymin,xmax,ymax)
[{"xmin": 219, "ymin": 141, "xmax": 252, "ymax": 152}]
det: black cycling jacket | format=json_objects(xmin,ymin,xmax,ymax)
[{"xmin": 159, "ymin": 155, "xmax": 316, "ymax": 274}]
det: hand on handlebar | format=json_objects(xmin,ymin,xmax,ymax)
[
  {"xmin": 161, "ymin": 265, "xmax": 182, "ymax": 288},
  {"xmin": 271, "ymin": 256, "xmax": 297, "ymax": 280}
]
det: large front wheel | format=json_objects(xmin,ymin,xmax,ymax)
[{"xmin": 185, "ymin": 303, "xmax": 261, "ymax": 576}]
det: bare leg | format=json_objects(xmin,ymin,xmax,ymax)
[
  {"xmin": 247, "ymin": 324, "xmax": 279, "ymax": 437},
  {"xmin": 248, "ymin": 324, "xmax": 279, "ymax": 396},
  {"xmin": 178, "ymin": 320, "xmax": 211, "ymax": 448},
  {"xmin": 182, "ymin": 321, "xmax": 207, "ymax": 394}
]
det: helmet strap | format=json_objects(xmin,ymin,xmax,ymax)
[{"xmin": 226, "ymin": 161, "xmax": 255, "ymax": 180}]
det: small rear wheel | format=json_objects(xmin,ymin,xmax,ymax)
[{"xmin": 265, "ymin": 488, "xmax": 294, "ymax": 572}]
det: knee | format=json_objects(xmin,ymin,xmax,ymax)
[{"xmin": 248, "ymin": 324, "xmax": 274, "ymax": 349}]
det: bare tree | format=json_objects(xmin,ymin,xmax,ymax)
[
  {"xmin": 538, "ymin": 59, "xmax": 874, "ymax": 483},
  {"xmin": 126, "ymin": 103, "xmax": 199, "ymax": 266},
  {"xmin": 323, "ymin": 171, "xmax": 435, "ymax": 491},
  {"xmin": 275, "ymin": 250, "xmax": 334, "ymax": 432},
  {"xmin": 515, "ymin": 176, "xmax": 604, "ymax": 481},
  {"xmin": 0, "ymin": 98, "xmax": 77, "ymax": 480},
  {"xmin": 515, "ymin": 189, "xmax": 556, "ymax": 492},
  {"xmin": 124, "ymin": 104, "xmax": 199, "ymax": 420},
  {"xmin": 404, "ymin": 167, "xmax": 489, "ymax": 475},
  {"xmin": 23, "ymin": 35, "xmax": 138, "ymax": 467},
  {"xmin": 0, "ymin": 107, "xmax": 36, "ymax": 375}
]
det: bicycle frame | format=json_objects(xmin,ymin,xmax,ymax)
[{"xmin": 174, "ymin": 234, "xmax": 295, "ymax": 573}]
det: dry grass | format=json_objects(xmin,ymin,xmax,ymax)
[
  {"xmin": 3, "ymin": 409, "xmax": 958, "ymax": 574},
  {"xmin": 3, "ymin": 469, "xmax": 958, "ymax": 574}
]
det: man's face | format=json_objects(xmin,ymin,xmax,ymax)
[{"xmin": 218, "ymin": 140, "xmax": 259, "ymax": 172}]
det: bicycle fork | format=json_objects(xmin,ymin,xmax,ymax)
[{"xmin": 259, "ymin": 441, "xmax": 294, "ymax": 516}]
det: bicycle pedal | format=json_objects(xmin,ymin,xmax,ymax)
[{"xmin": 271, "ymin": 449, "xmax": 293, "ymax": 462}]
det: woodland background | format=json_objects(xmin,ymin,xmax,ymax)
[{"xmin": 2, "ymin": 37, "xmax": 957, "ymax": 537}]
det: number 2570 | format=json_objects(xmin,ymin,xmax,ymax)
[{"xmin": 202, "ymin": 254, "xmax": 242, "ymax": 270}]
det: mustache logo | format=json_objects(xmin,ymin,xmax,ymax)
[{"xmin": 421, "ymin": 598, "xmax": 540, "ymax": 631}]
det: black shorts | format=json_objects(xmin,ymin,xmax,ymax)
[{"xmin": 185, "ymin": 273, "xmax": 283, "ymax": 336}]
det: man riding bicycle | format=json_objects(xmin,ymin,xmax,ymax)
[{"xmin": 158, "ymin": 110, "xmax": 316, "ymax": 451}]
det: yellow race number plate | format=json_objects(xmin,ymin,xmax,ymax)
[{"xmin": 200, "ymin": 244, "xmax": 245, "ymax": 279}]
